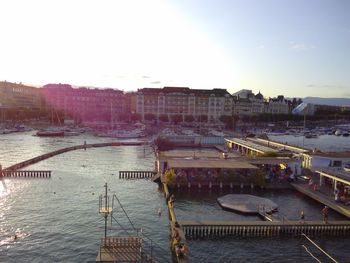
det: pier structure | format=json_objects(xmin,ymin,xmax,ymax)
[
  {"xmin": 157, "ymin": 146, "xmax": 303, "ymax": 189},
  {"xmin": 1, "ymin": 170, "xmax": 51, "ymax": 178},
  {"xmin": 179, "ymin": 220, "xmax": 350, "ymax": 239},
  {"xmin": 225, "ymin": 138, "xmax": 279, "ymax": 157},
  {"xmin": 246, "ymin": 137, "xmax": 310, "ymax": 154},
  {"xmin": 119, "ymin": 171, "xmax": 156, "ymax": 179},
  {"xmin": 163, "ymin": 183, "xmax": 188, "ymax": 263},
  {"xmin": 96, "ymin": 183, "xmax": 161, "ymax": 263},
  {"xmin": 164, "ymin": 158, "xmax": 258, "ymax": 189},
  {"xmin": 316, "ymin": 168, "xmax": 350, "ymax": 191}
]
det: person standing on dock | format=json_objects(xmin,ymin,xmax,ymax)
[
  {"xmin": 322, "ymin": 206, "xmax": 329, "ymax": 224},
  {"xmin": 300, "ymin": 209, "xmax": 305, "ymax": 223}
]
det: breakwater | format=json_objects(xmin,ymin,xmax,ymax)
[{"xmin": 3, "ymin": 141, "xmax": 144, "ymax": 171}]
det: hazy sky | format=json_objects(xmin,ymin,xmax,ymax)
[{"xmin": 0, "ymin": 0, "xmax": 349, "ymax": 98}]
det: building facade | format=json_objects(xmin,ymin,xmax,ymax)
[
  {"xmin": 232, "ymin": 90, "xmax": 265, "ymax": 116},
  {"xmin": 0, "ymin": 81, "xmax": 42, "ymax": 110},
  {"xmin": 265, "ymin": 95, "xmax": 289, "ymax": 114},
  {"xmin": 136, "ymin": 87, "xmax": 233, "ymax": 122},
  {"xmin": 42, "ymin": 84, "xmax": 126, "ymax": 124}
]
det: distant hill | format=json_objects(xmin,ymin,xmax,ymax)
[{"xmin": 302, "ymin": 97, "xmax": 350, "ymax": 107}]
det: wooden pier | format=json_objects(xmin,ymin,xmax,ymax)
[
  {"xmin": 96, "ymin": 236, "xmax": 154, "ymax": 262},
  {"xmin": 291, "ymin": 183, "xmax": 350, "ymax": 219},
  {"xmin": 1, "ymin": 170, "xmax": 51, "ymax": 178},
  {"xmin": 179, "ymin": 220, "xmax": 350, "ymax": 239},
  {"xmin": 119, "ymin": 171, "xmax": 156, "ymax": 179}
]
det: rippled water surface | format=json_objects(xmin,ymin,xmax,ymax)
[{"xmin": 1, "ymin": 132, "xmax": 350, "ymax": 262}]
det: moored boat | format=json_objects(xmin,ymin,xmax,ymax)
[{"xmin": 36, "ymin": 130, "xmax": 64, "ymax": 137}]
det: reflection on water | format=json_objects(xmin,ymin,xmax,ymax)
[{"xmin": 1, "ymin": 132, "xmax": 350, "ymax": 262}]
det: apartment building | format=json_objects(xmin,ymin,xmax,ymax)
[
  {"xmin": 0, "ymin": 81, "xmax": 42, "ymax": 110},
  {"xmin": 232, "ymin": 90, "xmax": 264, "ymax": 115},
  {"xmin": 42, "ymin": 84, "xmax": 126, "ymax": 123},
  {"xmin": 136, "ymin": 87, "xmax": 233, "ymax": 122},
  {"xmin": 265, "ymin": 95, "xmax": 289, "ymax": 114}
]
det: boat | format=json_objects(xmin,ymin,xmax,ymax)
[
  {"xmin": 335, "ymin": 129, "xmax": 342, "ymax": 136},
  {"xmin": 344, "ymin": 163, "xmax": 350, "ymax": 172},
  {"xmin": 63, "ymin": 131, "xmax": 80, "ymax": 136},
  {"xmin": 304, "ymin": 132, "xmax": 318, "ymax": 139},
  {"xmin": 110, "ymin": 129, "xmax": 146, "ymax": 139},
  {"xmin": 36, "ymin": 130, "xmax": 64, "ymax": 137},
  {"xmin": 342, "ymin": 131, "xmax": 349, "ymax": 137}
]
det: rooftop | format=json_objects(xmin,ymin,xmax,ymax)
[
  {"xmin": 167, "ymin": 159, "xmax": 258, "ymax": 169},
  {"xmin": 225, "ymin": 138, "xmax": 278, "ymax": 154}
]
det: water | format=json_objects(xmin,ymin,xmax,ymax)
[
  {"xmin": 269, "ymin": 134, "xmax": 350, "ymax": 152},
  {"xmin": 1, "ymin": 132, "xmax": 350, "ymax": 262}
]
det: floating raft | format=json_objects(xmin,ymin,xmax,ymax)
[{"xmin": 217, "ymin": 194, "xmax": 278, "ymax": 214}]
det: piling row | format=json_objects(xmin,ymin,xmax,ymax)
[
  {"xmin": 1, "ymin": 170, "xmax": 51, "ymax": 178},
  {"xmin": 119, "ymin": 171, "xmax": 156, "ymax": 179},
  {"xmin": 180, "ymin": 222, "xmax": 350, "ymax": 239}
]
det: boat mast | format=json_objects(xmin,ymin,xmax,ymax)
[
  {"xmin": 303, "ymin": 112, "xmax": 306, "ymax": 147},
  {"xmin": 104, "ymin": 182, "xmax": 108, "ymax": 240}
]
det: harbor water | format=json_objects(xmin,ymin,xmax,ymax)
[{"xmin": 1, "ymin": 132, "xmax": 350, "ymax": 262}]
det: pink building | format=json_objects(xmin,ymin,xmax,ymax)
[{"xmin": 42, "ymin": 84, "xmax": 126, "ymax": 124}]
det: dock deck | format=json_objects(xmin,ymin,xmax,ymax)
[
  {"xmin": 96, "ymin": 236, "xmax": 150, "ymax": 262},
  {"xmin": 291, "ymin": 182, "xmax": 350, "ymax": 218}
]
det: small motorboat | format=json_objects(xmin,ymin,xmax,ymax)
[{"xmin": 36, "ymin": 130, "xmax": 64, "ymax": 137}]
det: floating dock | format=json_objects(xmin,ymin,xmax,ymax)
[{"xmin": 217, "ymin": 194, "xmax": 278, "ymax": 214}]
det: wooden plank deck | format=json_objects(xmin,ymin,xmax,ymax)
[
  {"xmin": 96, "ymin": 236, "xmax": 143, "ymax": 262},
  {"xmin": 291, "ymin": 183, "xmax": 350, "ymax": 218}
]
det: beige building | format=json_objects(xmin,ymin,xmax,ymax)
[
  {"xmin": 136, "ymin": 87, "xmax": 233, "ymax": 122},
  {"xmin": 232, "ymin": 90, "xmax": 265, "ymax": 116},
  {"xmin": 265, "ymin": 95, "xmax": 289, "ymax": 114},
  {"xmin": 0, "ymin": 81, "xmax": 42, "ymax": 110}
]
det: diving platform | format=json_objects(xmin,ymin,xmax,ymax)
[{"xmin": 96, "ymin": 237, "xmax": 146, "ymax": 262}]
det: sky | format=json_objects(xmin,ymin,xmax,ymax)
[{"xmin": 0, "ymin": 0, "xmax": 349, "ymax": 98}]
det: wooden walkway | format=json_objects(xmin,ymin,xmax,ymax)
[
  {"xmin": 291, "ymin": 183, "xmax": 350, "ymax": 218},
  {"xmin": 179, "ymin": 220, "xmax": 350, "ymax": 238}
]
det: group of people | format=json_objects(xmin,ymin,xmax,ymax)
[
  {"xmin": 172, "ymin": 223, "xmax": 188, "ymax": 258},
  {"xmin": 334, "ymin": 186, "xmax": 349, "ymax": 204},
  {"xmin": 265, "ymin": 164, "xmax": 296, "ymax": 182}
]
